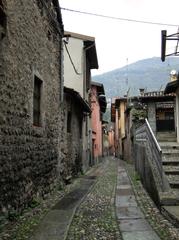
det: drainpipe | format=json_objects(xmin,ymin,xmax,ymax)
[
  {"xmin": 83, "ymin": 42, "xmax": 95, "ymax": 167},
  {"xmin": 83, "ymin": 42, "xmax": 95, "ymax": 99}
]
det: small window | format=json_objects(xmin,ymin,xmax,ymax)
[
  {"xmin": 79, "ymin": 118, "xmax": 82, "ymax": 139},
  {"xmin": 33, "ymin": 76, "xmax": 42, "ymax": 126},
  {"xmin": 0, "ymin": 1, "xmax": 6, "ymax": 38},
  {"xmin": 67, "ymin": 111, "xmax": 71, "ymax": 133}
]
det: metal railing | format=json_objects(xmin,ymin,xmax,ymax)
[{"xmin": 135, "ymin": 118, "xmax": 165, "ymax": 192}]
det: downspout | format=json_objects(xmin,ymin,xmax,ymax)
[
  {"xmin": 83, "ymin": 42, "xmax": 95, "ymax": 99},
  {"xmin": 83, "ymin": 42, "xmax": 95, "ymax": 167}
]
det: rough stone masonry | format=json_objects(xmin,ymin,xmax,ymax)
[{"xmin": 0, "ymin": 0, "xmax": 64, "ymax": 215}]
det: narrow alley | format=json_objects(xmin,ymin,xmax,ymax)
[
  {"xmin": 1, "ymin": 157, "xmax": 179, "ymax": 240},
  {"xmin": 2, "ymin": 1, "xmax": 179, "ymax": 240}
]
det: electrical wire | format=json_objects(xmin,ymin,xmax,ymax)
[
  {"xmin": 61, "ymin": 7, "xmax": 179, "ymax": 27},
  {"xmin": 64, "ymin": 42, "xmax": 81, "ymax": 75}
]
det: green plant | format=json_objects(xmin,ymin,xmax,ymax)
[
  {"xmin": 28, "ymin": 198, "xmax": 40, "ymax": 209},
  {"xmin": 8, "ymin": 210, "xmax": 20, "ymax": 221}
]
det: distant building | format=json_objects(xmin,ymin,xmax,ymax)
[
  {"xmin": 112, "ymin": 89, "xmax": 175, "ymax": 161},
  {"xmin": 137, "ymin": 91, "xmax": 175, "ymax": 136},
  {"xmin": 165, "ymin": 77, "xmax": 179, "ymax": 141},
  {"xmin": 91, "ymin": 82, "xmax": 107, "ymax": 164},
  {"xmin": 112, "ymin": 97, "xmax": 127, "ymax": 158}
]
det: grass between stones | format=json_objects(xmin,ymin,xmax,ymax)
[
  {"xmin": 66, "ymin": 158, "xmax": 122, "ymax": 240},
  {"xmin": 0, "ymin": 177, "xmax": 83, "ymax": 240}
]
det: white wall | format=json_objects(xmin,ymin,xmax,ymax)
[{"xmin": 64, "ymin": 37, "xmax": 84, "ymax": 97}]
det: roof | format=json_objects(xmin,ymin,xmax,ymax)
[
  {"xmin": 165, "ymin": 80, "xmax": 179, "ymax": 94},
  {"xmin": 128, "ymin": 91, "xmax": 175, "ymax": 103},
  {"xmin": 139, "ymin": 93, "xmax": 175, "ymax": 103},
  {"xmin": 91, "ymin": 81, "xmax": 107, "ymax": 113},
  {"xmin": 115, "ymin": 97, "xmax": 127, "ymax": 108},
  {"xmin": 64, "ymin": 87, "xmax": 91, "ymax": 113},
  {"xmin": 64, "ymin": 31, "xmax": 95, "ymax": 41},
  {"xmin": 91, "ymin": 81, "xmax": 105, "ymax": 94},
  {"xmin": 64, "ymin": 31, "xmax": 98, "ymax": 69}
]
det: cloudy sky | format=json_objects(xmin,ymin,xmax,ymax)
[{"xmin": 60, "ymin": 0, "xmax": 179, "ymax": 75}]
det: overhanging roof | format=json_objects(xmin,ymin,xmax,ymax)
[
  {"xmin": 91, "ymin": 81, "xmax": 107, "ymax": 113},
  {"xmin": 165, "ymin": 80, "xmax": 179, "ymax": 94},
  {"xmin": 64, "ymin": 31, "xmax": 98, "ymax": 69},
  {"xmin": 64, "ymin": 87, "xmax": 91, "ymax": 113},
  {"xmin": 139, "ymin": 94, "xmax": 175, "ymax": 102}
]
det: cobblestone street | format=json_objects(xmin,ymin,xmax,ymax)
[
  {"xmin": 66, "ymin": 157, "xmax": 120, "ymax": 240},
  {"xmin": 2, "ymin": 157, "xmax": 179, "ymax": 240}
]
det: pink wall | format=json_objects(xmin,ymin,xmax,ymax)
[
  {"xmin": 91, "ymin": 86, "xmax": 102, "ymax": 159},
  {"xmin": 108, "ymin": 128, "xmax": 115, "ymax": 155}
]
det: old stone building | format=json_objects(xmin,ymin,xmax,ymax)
[
  {"xmin": 0, "ymin": 0, "xmax": 64, "ymax": 215},
  {"xmin": 61, "ymin": 87, "xmax": 91, "ymax": 182}
]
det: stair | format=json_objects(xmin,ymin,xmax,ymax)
[
  {"xmin": 157, "ymin": 131, "xmax": 177, "ymax": 142},
  {"xmin": 157, "ymin": 133, "xmax": 179, "ymax": 226},
  {"xmin": 159, "ymin": 140, "xmax": 179, "ymax": 191}
]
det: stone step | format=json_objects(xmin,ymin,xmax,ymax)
[
  {"xmin": 162, "ymin": 160, "xmax": 179, "ymax": 165},
  {"xmin": 162, "ymin": 149, "xmax": 179, "ymax": 154},
  {"xmin": 161, "ymin": 206, "xmax": 179, "ymax": 227},
  {"xmin": 160, "ymin": 191, "xmax": 179, "ymax": 206},
  {"xmin": 158, "ymin": 138, "xmax": 177, "ymax": 142},
  {"xmin": 157, "ymin": 131, "xmax": 176, "ymax": 137},
  {"xmin": 164, "ymin": 167, "xmax": 179, "ymax": 175},
  {"xmin": 157, "ymin": 134, "xmax": 177, "ymax": 142},
  {"xmin": 167, "ymin": 175, "xmax": 179, "ymax": 188},
  {"xmin": 169, "ymin": 182, "xmax": 179, "ymax": 188},
  {"xmin": 160, "ymin": 143, "xmax": 179, "ymax": 150}
]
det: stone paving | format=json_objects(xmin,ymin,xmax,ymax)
[
  {"xmin": 2, "ymin": 157, "xmax": 178, "ymax": 240},
  {"xmin": 116, "ymin": 160, "xmax": 161, "ymax": 240},
  {"xmin": 66, "ymin": 157, "xmax": 120, "ymax": 239},
  {"xmin": 29, "ymin": 175, "xmax": 98, "ymax": 240}
]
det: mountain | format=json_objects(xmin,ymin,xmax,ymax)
[{"xmin": 92, "ymin": 57, "xmax": 179, "ymax": 98}]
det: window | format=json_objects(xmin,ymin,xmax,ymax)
[
  {"xmin": 0, "ymin": 1, "xmax": 6, "ymax": 38},
  {"xmin": 67, "ymin": 111, "xmax": 71, "ymax": 133},
  {"xmin": 33, "ymin": 76, "xmax": 42, "ymax": 126},
  {"xmin": 79, "ymin": 117, "xmax": 82, "ymax": 139}
]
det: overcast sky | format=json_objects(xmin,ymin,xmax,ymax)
[{"xmin": 60, "ymin": 0, "xmax": 179, "ymax": 75}]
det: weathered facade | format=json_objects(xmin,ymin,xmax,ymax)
[
  {"xmin": 138, "ymin": 91, "xmax": 175, "ymax": 136},
  {"xmin": 61, "ymin": 87, "xmax": 91, "ymax": 181},
  {"xmin": 63, "ymin": 31, "xmax": 99, "ymax": 171},
  {"xmin": 113, "ymin": 97, "xmax": 127, "ymax": 158},
  {"xmin": 0, "ymin": 0, "xmax": 64, "ymax": 214},
  {"xmin": 91, "ymin": 82, "xmax": 106, "ymax": 164}
]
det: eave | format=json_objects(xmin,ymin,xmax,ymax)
[
  {"xmin": 165, "ymin": 80, "xmax": 179, "ymax": 94},
  {"xmin": 64, "ymin": 87, "xmax": 91, "ymax": 113}
]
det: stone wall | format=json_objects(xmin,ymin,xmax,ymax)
[
  {"xmin": 0, "ymin": 0, "xmax": 63, "ymax": 214},
  {"xmin": 133, "ymin": 143, "xmax": 160, "ymax": 206},
  {"xmin": 61, "ymin": 93, "xmax": 83, "ymax": 181}
]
